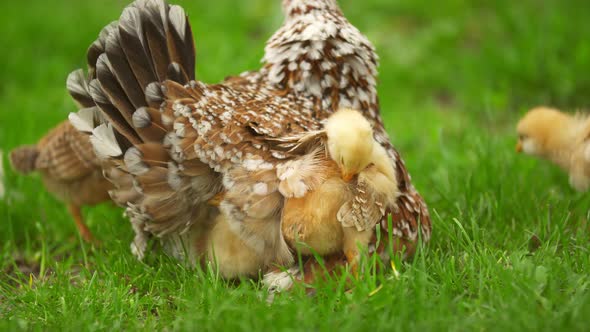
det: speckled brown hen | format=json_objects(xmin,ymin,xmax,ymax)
[
  {"xmin": 9, "ymin": 120, "xmax": 111, "ymax": 243},
  {"xmin": 66, "ymin": 0, "xmax": 431, "ymax": 279},
  {"xmin": 254, "ymin": 0, "xmax": 431, "ymax": 288},
  {"xmin": 248, "ymin": 0, "xmax": 432, "ymax": 257}
]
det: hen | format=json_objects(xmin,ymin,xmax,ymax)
[
  {"xmin": 9, "ymin": 120, "xmax": 111, "ymax": 243},
  {"xmin": 260, "ymin": 0, "xmax": 431, "ymax": 259},
  {"xmin": 258, "ymin": 0, "xmax": 432, "ymax": 288},
  {"xmin": 517, "ymin": 106, "xmax": 590, "ymax": 191},
  {"xmin": 67, "ymin": 0, "xmax": 431, "ymax": 279}
]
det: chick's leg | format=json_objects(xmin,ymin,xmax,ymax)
[
  {"xmin": 342, "ymin": 227, "xmax": 373, "ymax": 276},
  {"xmin": 67, "ymin": 203, "xmax": 97, "ymax": 244}
]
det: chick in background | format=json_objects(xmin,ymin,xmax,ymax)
[{"xmin": 516, "ymin": 106, "xmax": 590, "ymax": 191}]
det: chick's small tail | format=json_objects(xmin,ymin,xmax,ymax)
[{"xmin": 9, "ymin": 145, "xmax": 39, "ymax": 174}]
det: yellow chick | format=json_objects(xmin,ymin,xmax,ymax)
[
  {"xmin": 516, "ymin": 106, "xmax": 590, "ymax": 191},
  {"xmin": 206, "ymin": 214, "xmax": 277, "ymax": 279},
  {"xmin": 279, "ymin": 109, "xmax": 399, "ymax": 270}
]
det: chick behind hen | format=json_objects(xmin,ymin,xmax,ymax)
[{"xmin": 9, "ymin": 121, "xmax": 112, "ymax": 242}]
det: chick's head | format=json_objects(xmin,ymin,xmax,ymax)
[
  {"xmin": 516, "ymin": 106, "xmax": 572, "ymax": 157},
  {"xmin": 325, "ymin": 108, "xmax": 375, "ymax": 182}
]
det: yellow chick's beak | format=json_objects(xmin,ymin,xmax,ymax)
[
  {"xmin": 515, "ymin": 141, "xmax": 523, "ymax": 153},
  {"xmin": 342, "ymin": 170, "xmax": 355, "ymax": 182}
]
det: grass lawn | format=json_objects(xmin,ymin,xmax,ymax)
[{"xmin": 2, "ymin": 0, "xmax": 590, "ymax": 330}]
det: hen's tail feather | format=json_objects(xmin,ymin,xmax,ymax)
[
  {"xmin": 165, "ymin": 5, "xmax": 196, "ymax": 81},
  {"xmin": 96, "ymin": 54, "xmax": 139, "ymax": 133},
  {"xmin": 90, "ymin": 0, "xmax": 194, "ymax": 146},
  {"xmin": 67, "ymin": 0, "xmax": 195, "ymax": 150},
  {"xmin": 167, "ymin": 63, "xmax": 190, "ymax": 85},
  {"xmin": 87, "ymin": 21, "xmax": 119, "ymax": 78},
  {"xmin": 141, "ymin": 5, "xmax": 172, "ymax": 82},
  {"xmin": 67, "ymin": 69, "xmax": 96, "ymax": 109},
  {"xmin": 66, "ymin": 0, "xmax": 219, "ymax": 248},
  {"xmin": 88, "ymin": 78, "xmax": 140, "ymax": 147},
  {"xmin": 118, "ymin": 8, "xmax": 158, "ymax": 89},
  {"xmin": 9, "ymin": 146, "xmax": 39, "ymax": 175},
  {"xmin": 105, "ymin": 29, "xmax": 147, "ymax": 109}
]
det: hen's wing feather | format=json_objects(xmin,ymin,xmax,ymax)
[
  {"xmin": 162, "ymin": 80, "xmax": 323, "ymax": 174},
  {"xmin": 387, "ymin": 157, "xmax": 432, "ymax": 244},
  {"xmin": 276, "ymin": 147, "xmax": 331, "ymax": 198}
]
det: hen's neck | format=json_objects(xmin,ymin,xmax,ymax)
[{"xmin": 263, "ymin": 9, "xmax": 379, "ymax": 118}]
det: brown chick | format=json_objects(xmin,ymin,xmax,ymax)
[
  {"xmin": 9, "ymin": 120, "xmax": 112, "ymax": 242},
  {"xmin": 516, "ymin": 106, "xmax": 590, "ymax": 191},
  {"xmin": 277, "ymin": 109, "xmax": 399, "ymax": 271}
]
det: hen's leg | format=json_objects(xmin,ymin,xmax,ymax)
[
  {"xmin": 67, "ymin": 203, "xmax": 97, "ymax": 244},
  {"xmin": 263, "ymin": 253, "xmax": 348, "ymax": 296}
]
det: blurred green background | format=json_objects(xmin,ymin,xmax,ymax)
[
  {"xmin": 1, "ymin": 0, "xmax": 590, "ymax": 330},
  {"xmin": 3, "ymin": 0, "xmax": 590, "ymax": 154}
]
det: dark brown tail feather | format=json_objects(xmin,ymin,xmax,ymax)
[
  {"xmin": 9, "ymin": 145, "xmax": 39, "ymax": 174},
  {"xmin": 92, "ymin": 0, "xmax": 194, "ymax": 144},
  {"xmin": 67, "ymin": 0, "xmax": 195, "ymax": 152}
]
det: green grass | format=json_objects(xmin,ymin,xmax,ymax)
[{"xmin": 2, "ymin": 0, "xmax": 590, "ymax": 330}]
